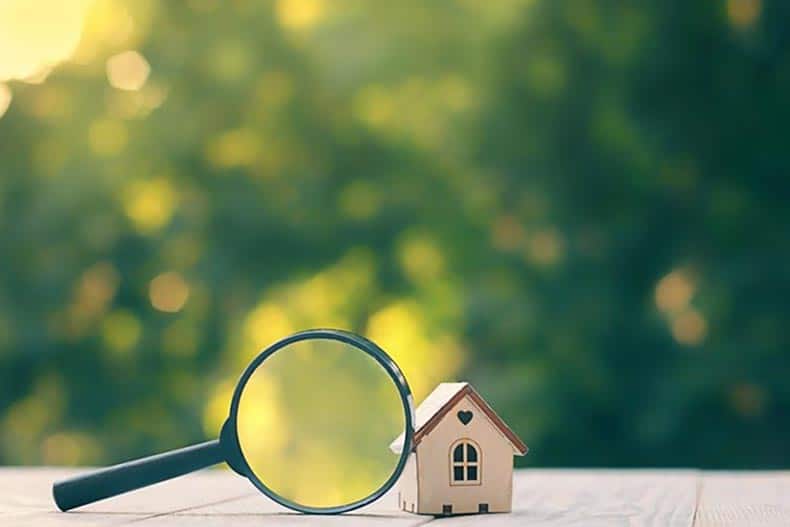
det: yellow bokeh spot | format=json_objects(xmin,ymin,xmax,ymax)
[
  {"xmin": 290, "ymin": 274, "xmax": 346, "ymax": 328},
  {"xmin": 525, "ymin": 228, "xmax": 565, "ymax": 266},
  {"xmin": 398, "ymin": 233, "xmax": 445, "ymax": 283},
  {"xmin": 67, "ymin": 261, "xmax": 120, "ymax": 335},
  {"xmin": 366, "ymin": 301, "xmax": 462, "ymax": 399},
  {"xmin": 42, "ymin": 431, "xmax": 100, "ymax": 465},
  {"xmin": 1, "ymin": 374, "xmax": 66, "ymax": 463},
  {"xmin": 276, "ymin": 0, "xmax": 326, "ymax": 30},
  {"xmin": 203, "ymin": 380, "xmax": 234, "ymax": 436},
  {"xmin": 729, "ymin": 382, "xmax": 766, "ymax": 418},
  {"xmin": 74, "ymin": 0, "xmax": 136, "ymax": 64},
  {"xmin": 22, "ymin": 67, "xmax": 53, "ymax": 85},
  {"xmin": 354, "ymin": 85, "xmax": 394, "ymax": 128},
  {"xmin": 727, "ymin": 0, "xmax": 761, "ymax": 29},
  {"xmin": 107, "ymin": 82, "xmax": 168, "ymax": 119},
  {"xmin": 76, "ymin": 261, "xmax": 120, "ymax": 312},
  {"xmin": 671, "ymin": 309, "xmax": 708, "ymax": 346},
  {"xmin": 0, "ymin": 83, "xmax": 11, "ymax": 119},
  {"xmin": 106, "ymin": 50, "xmax": 150, "ymax": 91},
  {"xmin": 149, "ymin": 271, "xmax": 190, "ymax": 313},
  {"xmin": 244, "ymin": 303, "xmax": 294, "ymax": 353},
  {"xmin": 349, "ymin": 76, "xmax": 477, "ymax": 147},
  {"xmin": 102, "ymin": 310, "xmax": 141, "ymax": 355},
  {"xmin": 491, "ymin": 215, "xmax": 527, "ymax": 252},
  {"xmin": 206, "ymin": 128, "xmax": 262, "ymax": 169},
  {"xmin": 288, "ymin": 249, "xmax": 374, "ymax": 328},
  {"xmin": 0, "ymin": 0, "xmax": 91, "ymax": 81},
  {"xmin": 655, "ymin": 270, "xmax": 695, "ymax": 313},
  {"xmin": 122, "ymin": 178, "xmax": 177, "ymax": 234},
  {"xmin": 88, "ymin": 118, "xmax": 128, "ymax": 156}
]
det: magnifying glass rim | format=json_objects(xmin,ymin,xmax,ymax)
[{"xmin": 226, "ymin": 328, "xmax": 415, "ymax": 515}]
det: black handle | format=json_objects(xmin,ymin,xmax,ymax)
[{"xmin": 53, "ymin": 440, "xmax": 225, "ymax": 511}]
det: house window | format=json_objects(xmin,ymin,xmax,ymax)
[
  {"xmin": 450, "ymin": 439, "xmax": 481, "ymax": 485},
  {"xmin": 442, "ymin": 504, "xmax": 453, "ymax": 515},
  {"xmin": 479, "ymin": 503, "xmax": 489, "ymax": 513}
]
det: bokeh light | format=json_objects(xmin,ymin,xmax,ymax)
[
  {"xmin": 671, "ymin": 309, "xmax": 708, "ymax": 347},
  {"xmin": 65, "ymin": 262, "xmax": 120, "ymax": 337},
  {"xmin": 0, "ymin": 84, "xmax": 11, "ymax": 119},
  {"xmin": 655, "ymin": 270, "xmax": 695, "ymax": 314},
  {"xmin": 122, "ymin": 179, "xmax": 177, "ymax": 234},
  {"xmin": 276, "ymin": 0, "xmax": 326, "ymax": 30},
  {"xmin": 102, "ymin": 310, "xmax": 142, "ymax": 355},
  {"xmin": 0, "ymin": 0, "xmax": 91, "ymax": 82},
  {"xmin": 149, "ymin": 272, "xmax": 190, "ymax": 313},
  {"xmin": 727, "ymin": 0, "xmax": 762, "ymax": 29},
  {"xmin": 106, "ymin": 50, "xmax": 150, "ymax": 91},
  {"xmin": 205, "ymin": 128, "xmax": 262, "ymax": 169}
]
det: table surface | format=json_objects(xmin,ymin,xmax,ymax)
[{"xmin": 1, "ymin": 468, "xmax": 789, "ymax": 526}]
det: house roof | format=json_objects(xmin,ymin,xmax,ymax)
[{"xmin": 389, "ymin": 382, "xmax": 528, "ymax": 456}]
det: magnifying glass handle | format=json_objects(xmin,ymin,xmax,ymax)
[{"xmin": 53, "ymin": 440, "xmax": 225, "ymax": 511}]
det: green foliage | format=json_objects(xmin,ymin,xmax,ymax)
[{"xmin": 0, "ymin": 0, "xmax": 788, "ymax": 468}]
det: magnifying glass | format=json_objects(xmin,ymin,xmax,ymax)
[{"xmin": 53, "ymin": 329, "xmax": 415, "ymax": 514}]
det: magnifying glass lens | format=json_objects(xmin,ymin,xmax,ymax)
[{"xmin": 236, "ymin": 337, "xmax": 406, "ymax": 509}]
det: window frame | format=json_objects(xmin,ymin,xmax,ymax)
[{"xmin": 449, "ymin": 438, "xmax": 481, "ymax": 486}]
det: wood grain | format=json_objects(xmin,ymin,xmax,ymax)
[
  {"xmin": 434, "ymin": 470, "xmax": 698, "ymax": 527},
  {"xmin": 0, "ymin": 468, "xmax": 148, "ymax": 525},
  {"xmin": 1, "ymin": 468, "xmax": 787, "ymax": 526},
  {"xmin": 694, "ymin": 472, "xmax": 790, "ymax": 527},
  {"xmin": 164, "ymin": 474, "xmax": 427, "ymax": 526}
]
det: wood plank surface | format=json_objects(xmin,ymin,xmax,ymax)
[
  {"xmin": 1, "ymin": 468, "xmax": 788, "ymax": 526},
  {"xmin": 694, "ymin": 472, "xmax": 790, "ymax": 527},
  {"xmin": 437, "ymin": 470, "xmax": 698, "ymax": 527},
  {"xmin": 0, "ymin": 467, "xmax": 425, "ymax": 526}
]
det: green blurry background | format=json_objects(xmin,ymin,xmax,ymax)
[{"xmin": 1, "ymin": 0, "xmax": 788, "ymax": 469}]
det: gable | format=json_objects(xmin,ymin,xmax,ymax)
[
  {"xmin": 418, "ymin": 393, "xmax": 516, "ymax": 453},
  {"xmin": 390, "ymin": 382, "xmax": 527, "ymax": 456}
]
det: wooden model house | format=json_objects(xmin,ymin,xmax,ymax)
[{"xmin": 390, "ymin": 382, "xmax": 528, "ymax": 515}]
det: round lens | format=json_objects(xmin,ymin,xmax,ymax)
[{"xmin": 234, "ymin": 335, "xmax": 408, "ymax": 511}]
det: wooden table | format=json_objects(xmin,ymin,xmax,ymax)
[{"xmin": 1, "ymin": 468, "xmax": 788, "ymax": 526}]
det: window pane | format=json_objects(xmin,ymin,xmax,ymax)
[
  {"xmin": 467, "ymin": 444, "xmax": 477, "ymax": 462},
  {"xmin": 453, "ymin": 444, "xmax": 464, "ymax": 462},
  {"xmin": 453, "ymin": 466, "xmax": 464, "ymax": 481},
  {"xmin": 467, "ymin": 466, "xmax": 478, "ymax": 481}
]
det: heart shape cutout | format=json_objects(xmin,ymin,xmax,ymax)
[{"xmin": 457, "ymin": 410, "xmax": 473, "ymax": 425}]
